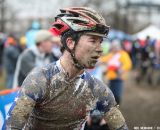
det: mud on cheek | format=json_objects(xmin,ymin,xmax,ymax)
[{"xmin": 87, "ymin": 60, "xmax": 96, "ymax": 68}]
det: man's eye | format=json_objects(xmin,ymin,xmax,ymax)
[{"xmin": 90, "ymin": 40, "xmax": 95, "ymax": 43}]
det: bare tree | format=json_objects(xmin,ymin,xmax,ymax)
[{"xmin": 0, "ymin": 0, "xmax": 6, "ymax": 32}]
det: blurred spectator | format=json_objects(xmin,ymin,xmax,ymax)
[
  {"xmin": 52, "ymin": 36, "xmax": 62, "ymax": 58},
  {"xmin": 13, "ymin": 30, "xmax": 58, "ymax": 88},
  {"xmin": 25, "ymin": 21, "xmax": 41, "ymax": 48},
  {"xmin": 135, "ymin": 36, "xmax": 153, "ymax": 84},
  {"xmin": 100, "ymin": 39, "xmax": 132, "ymax": 104},
  {"xmin": 122, "ymin": 39, "xmax": 132, "ymax": 54},
  {"xmin": 49, "ymin": 28, "xmax": 62, "ymax": 58},
  {"xmin": 155, "ymin": 40, "xmax": 160, "ymax": 61},
  {"xmin": 3, "ymin": 36, "xmax": 21, "ymax": 88},
  {"xmin": 18, "ymin": 36, "xmax": 27, "ymax": 52},
  {"xmin": 0, "ymin": 33, "xmax": 6, "ymax": 75},
  {"xmin": 130, "ymin": 39, "xmax": 140, "ymax": 68}
]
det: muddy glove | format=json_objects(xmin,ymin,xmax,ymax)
[{"xmin": 84, "ymin": 109, "xmax": 110, "ymax": 130}]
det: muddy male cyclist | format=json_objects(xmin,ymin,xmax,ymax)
[{"xmin": 4, "ymin": 7, "xmax": 128, "ymax": 130}]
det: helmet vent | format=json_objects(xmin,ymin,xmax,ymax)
[
  {"xmin": 72, "ymin": 19, "xmax": 88, "ymax": 24},
  {"xmin": 54, "ymin": 24, "xmax": 64, "ymax": 29}
]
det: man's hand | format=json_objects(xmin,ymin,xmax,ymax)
[
  {"xmin": 87, "ymin": 116, "xmax": 106, "ymax": 126},
  {"xmin": 84, "ymin": 110, "xmax": 110, "ymax": 130}
]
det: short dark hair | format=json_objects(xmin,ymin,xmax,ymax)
[{"xmin": 60, "ymin": 30, "xmax": 84, "ymax": 53}]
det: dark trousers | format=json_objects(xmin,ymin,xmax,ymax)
[{"xmin": 109, "ymin": 79, "xmax": 123, "ymax": 104}]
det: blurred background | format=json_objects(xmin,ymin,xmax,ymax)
[
  {"xmin": 1, "ymin": 0, "xmax": 160, "ymax": 35},
  {"xmin": 0, "ymin": 0, "xmax": 160, "ymax": 129}
]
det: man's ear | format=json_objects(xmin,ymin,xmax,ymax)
[{"xmin": 66, "ymin": 37, "xmax": 75, "ymax": 50}]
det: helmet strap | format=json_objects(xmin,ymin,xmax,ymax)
[
  {"xmin": 67, "ymin": 44, "xmax": 85, "ymax": 70},
  {"xmin": 62, "ymin": 30, "xmax": 85, "ymax": 70}
]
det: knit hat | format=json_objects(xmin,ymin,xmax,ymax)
[{"xmin": 35, "ymin": 30, "xmax": 55, "ymax": 44}]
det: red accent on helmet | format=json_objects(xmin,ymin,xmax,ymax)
[
  {"xmin": 49, "ymin": 28, "xmax": 60, "ymax": 36},
  {"xmin": 52, "ymin": 7, "xmax": 109, "ymax": 36},
  {"xmin": 52, "ymin": 19, "xmax": 70, "ymax": 35}
]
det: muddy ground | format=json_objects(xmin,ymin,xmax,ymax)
[{"xmin": 121, "ymin": 72, "xmax": 160, "ymax": 130}]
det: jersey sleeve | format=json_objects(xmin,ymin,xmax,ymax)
[
  {"xmin": 5, "ymin": 67, "xmax": 47, "ymax": 130},
  {"xmin": 91, "ymin": 77, "xmax": 128, "ymax": 130}
]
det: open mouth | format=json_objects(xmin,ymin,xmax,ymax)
[
  {"xmin": 91, "ymin": 56, "xmax": 100, "ymax": 60},
  {"xmin": 91, "ymin": 56, "xmax": 100, "ymax": 63}
]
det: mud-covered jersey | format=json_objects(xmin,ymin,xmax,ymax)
[{"xmin": 5, "ymin": 60, "xmax": 126, "ymax": 130}]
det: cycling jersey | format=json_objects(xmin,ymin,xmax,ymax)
[{"xmin": 5, "ymin": 60, "xmax": 127, "ymax": 130}]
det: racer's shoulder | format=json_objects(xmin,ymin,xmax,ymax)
[
  {"xmin": 84, "ymin": 71, "xmax": 115, "ymax": 98},
  {"xmin": 84, "ymin": 72, "xmax": 116, "ymax": 110},
  {"xmin": 41, "ymin": 62, "xmax": 60, "ymax": 80},
  {"xmin": 84, "ymin": 71, "xmax": 108, "ymax": 91}
]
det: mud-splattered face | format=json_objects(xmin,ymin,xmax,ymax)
[{"xmin": 75, "ymin": 35, "xmax": 103, "ymax": 69}]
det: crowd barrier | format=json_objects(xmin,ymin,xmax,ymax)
[{"xmin": 0, "ymin": 88, "xmax": 19, "ymax": 129}]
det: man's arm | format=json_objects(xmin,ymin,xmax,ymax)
[
  {"xmin": 104, "ymin": 105, "xmax": 128, "ymax": 130},
  {"xmin": 5, "ymin": 68, "xmax": 47, "ymax": 130},
  {"xmin": 92, "ymin": 78, "xmax": 128, "ymax": 130}
]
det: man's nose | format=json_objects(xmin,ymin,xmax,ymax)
[{"xmin": 96, "ymin": 44, "xmax": 103, "ymax": 54}]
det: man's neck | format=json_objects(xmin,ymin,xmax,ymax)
[{"xmin": 60, "ymin": 51, "xmax": 84, "ymax": 79}]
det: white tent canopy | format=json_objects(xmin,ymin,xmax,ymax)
[{"xmin": 134, "ymin": 25, "xmax": 160, "ymax": 40}]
